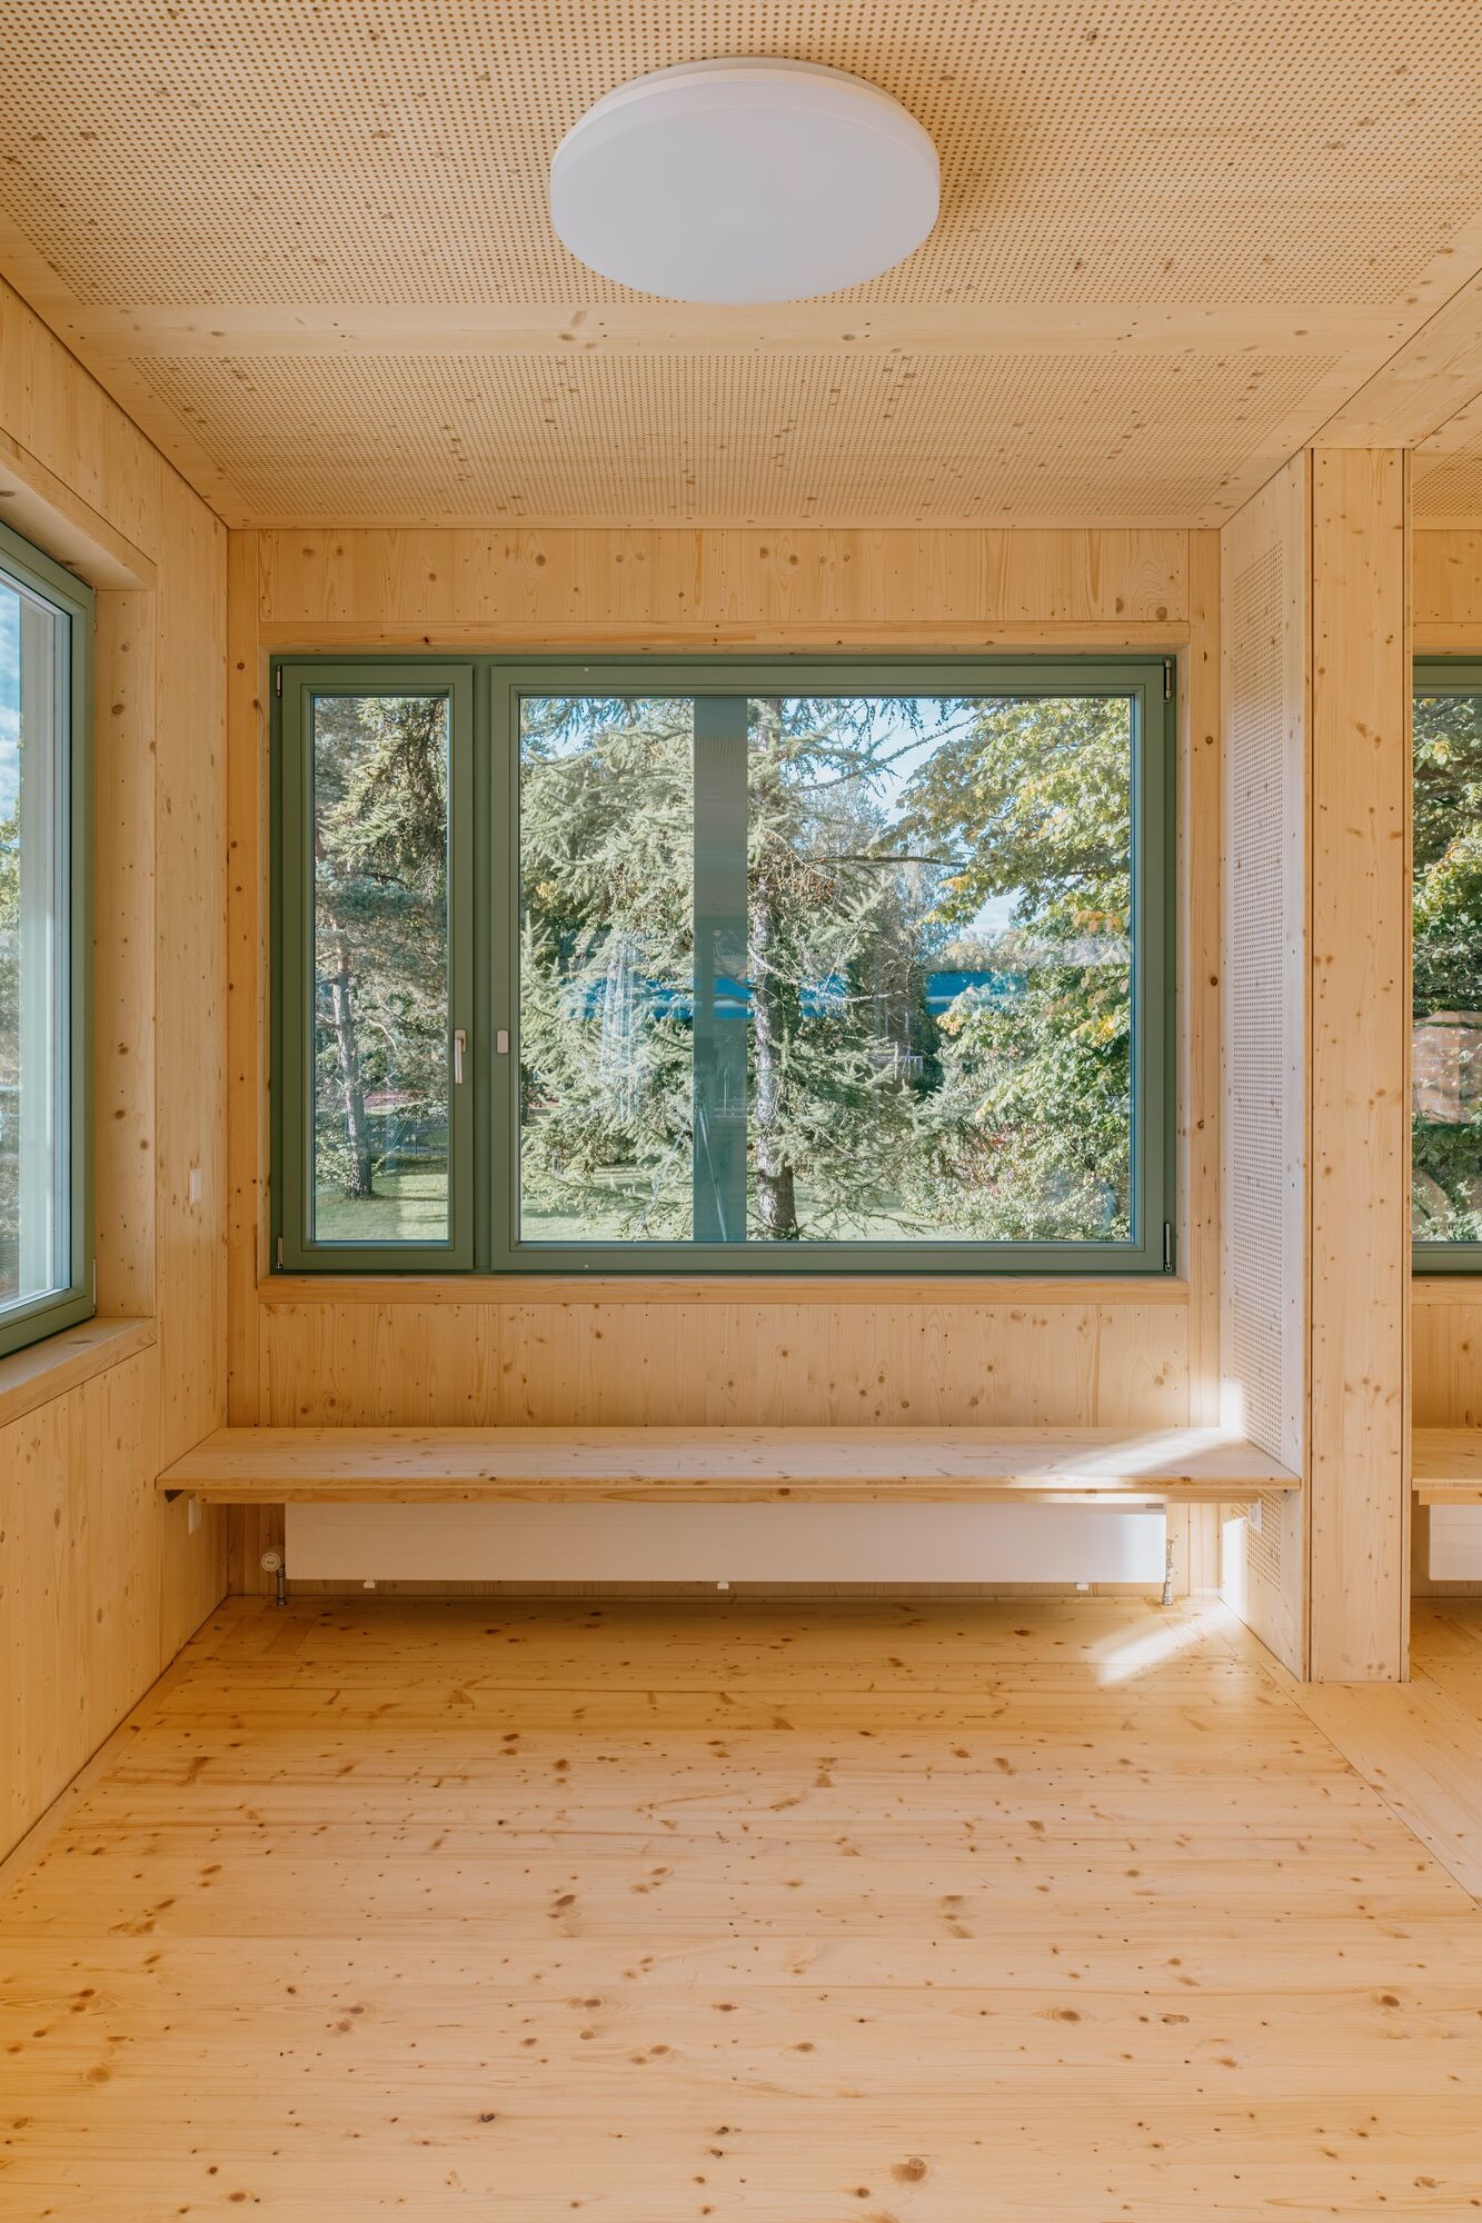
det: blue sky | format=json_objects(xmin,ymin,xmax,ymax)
[
  {"xmin": 533, "ymin": 691, "xmax": 1021, "ymax": 940},
  {"xmin": 863, "ymin": 697, "xmax": 1018, "ymax": 940}
]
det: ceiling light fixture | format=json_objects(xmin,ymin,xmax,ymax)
[{"xmin": 550, "ymin": 58, "xmax": 939, "ymax": 304}]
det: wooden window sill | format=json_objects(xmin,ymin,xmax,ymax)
[
  {"xmin": 0, "ymin": 1317, "xmax": 156, "ymax": 1431},
  {"xmin": 257, "ymin": 1273, "xmax": 1191, "ymax": 1308}
]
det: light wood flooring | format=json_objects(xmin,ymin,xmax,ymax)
[{"xmin": 4, "ymin": 1593, "xmax": 1482, "ymax": 2219}]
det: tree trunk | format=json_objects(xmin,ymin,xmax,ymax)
[
  {"xmin": 748, "ymin": 866, "xmax": 799, "ymax": 1240},
  {"xmin": 748, "ymin": 698, "xmax": 800, "ymax": 1240},
  {"xmin": 326, "ymin": 928, "xmax": 376, "ymax": 1198}
]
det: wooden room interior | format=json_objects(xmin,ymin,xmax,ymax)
[{"xmin": 5, "ymin": 2, "xmax": 1482, "ymax": 2213}]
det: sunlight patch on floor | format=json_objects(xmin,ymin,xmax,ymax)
[{"xmin": 1089, "ymin": 1596, "xmax": 1235, "ymax": 1683}]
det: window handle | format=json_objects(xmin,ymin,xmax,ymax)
[
  {"xmin": 496, "ymin": 1029, "xmax": 510, "ymax": 1056},
  {"xmin": 453, "ymin": 1028, "xmax": 466, "ymax": 1085}
]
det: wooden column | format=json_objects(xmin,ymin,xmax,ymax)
[{"xmin": 1306, "ymin": 449, "xmax": 1411, "ymax": 1681}]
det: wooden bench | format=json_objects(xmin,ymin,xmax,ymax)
[
  {"xmin": 159, "ymin": 1424, "xmax": 1300, "ymax": 1506},
  {"xmin": 1414, "ymin": 1430, "xmax": 1482, "ymax": 1504}
]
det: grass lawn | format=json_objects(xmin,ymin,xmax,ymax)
[{"xmin": 314, "ymin": 1167, "xmax": 449, "ymax": 1244}]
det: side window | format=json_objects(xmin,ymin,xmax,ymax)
[
  {"xmin": 0, "ymin": 520, "xmax": 92, "ymax": 1357},
  {"xmin": 1414, "ymin": 663, "xmax": 1482, "ymax": 1266}
]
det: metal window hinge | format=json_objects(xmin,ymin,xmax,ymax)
[
  {"xmin": 1162, "ymin": 1221, "xmax": 1175, "ymax": 1273},
  {"xmin": 274, "ymin": 665, "xmax": 283, "ymax": 697},
  {"xmin": 1162, "ymin": 658, "xmax": 1174, "ymax": 702},
  {"xmin": 276, "ymin": 1234, "xmax": 284, "ymax": 1270}
]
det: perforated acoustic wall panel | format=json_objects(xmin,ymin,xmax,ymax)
[
  {"xmin": 1226, "ymin": 543, "xmax": 1289, "ymax": 1463},
  {"xmin": 1220, "ymin": 454, "xmax": 1309, "ymax": 1674},
  {"xmin": 1, "ymin": 1, "xmax": 1481, "ymax": 524}
]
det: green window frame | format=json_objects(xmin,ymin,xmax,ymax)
[
  {"xmin": 273, "ymin": 653, "xmax": 1176, "ymax": 1277},
  {"xmin": 1414, "ymin": 655, "xmax": 1482, "ymax": 1274},
  {"xmin": 0, "ymin": 517, "xmax": 93, "ymax": 1359}
]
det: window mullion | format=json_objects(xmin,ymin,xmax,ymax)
[{"xmin": 692, "ymin": 696, "xmax": 749, "ymax": 1243}]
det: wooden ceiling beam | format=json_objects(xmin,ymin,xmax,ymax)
[
  {"xmin": 54, "ymin": 299, "xmax": 1398, "ymax": 361},
  {"xmin": 1312, "ymin": 268, "xmax": 1482, "ymax": 449}
]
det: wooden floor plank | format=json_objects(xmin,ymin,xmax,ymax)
[
  {"xmin": 3, "ymin": 1595, "xmax": 1482, "ymax": 2220},
  {"xmin": 1286, "ymin": 1673, "xmax": 1482, "ymax": 1899}
]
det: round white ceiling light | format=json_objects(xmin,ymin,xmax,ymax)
[{"xmin": 550, "ymin": 59, "xmax": 939, "ymax": 304}]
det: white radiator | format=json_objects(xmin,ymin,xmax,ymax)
[
  {"xmin": 284, "ymin": 1501, "xmax": 1168, "ymax": 1586},
  {"xmin": 1429, "ymin": 1506, "xmax": 1482, "ymax": 1581}
]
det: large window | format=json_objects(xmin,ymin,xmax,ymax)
[
  {"xmin": 1415, "ymin": 659, "xmax": 1482, "ymax": 1269},
  {"xmin": 275, "ymin": 657, "xmax": 1174, "ymax": 1275},
  {"xmin": 0, "ymin": 521, "xmax": 91, "ymax": 1357}
]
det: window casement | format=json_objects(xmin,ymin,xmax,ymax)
[
  {"xmin": 273, "ymin": 655, "xmax": 1175, "ymax": 1277},
  {"xmin": 1414, "ymin": 657, "xmax": 1482, "ymax": 1273},
  {"xmin": 0, "ymin": 519, "xmax": 92, "ymax": 1358}
]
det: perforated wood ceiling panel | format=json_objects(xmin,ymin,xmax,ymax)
[
  {"xmin": 137, "ymin": 346, "xmax": 1340, "ymax": 525},
  {"xmin": 2, "ymin": 1, "xmax": 1482, "ymax": 524},
  {"xmin": 5, "ymin": 0, "xmax": 1478, "ymax": 308}
]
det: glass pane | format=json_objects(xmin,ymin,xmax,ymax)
[
  {"xmin": 744, "ymin": 695, "xmax": 1134, "ymax": 1243},
  {"xmin": 519, "ymin": 696, "xmax": 695, "ymax": 1242},
  {"xmin": 0, "ymin": 572, "xmax": 69, "ymax": 1310},
  {"xmin": 1413, "ymin": 687, "xmax": 1482, "ymax": 1242},
  {"xmin": 311, "ymin": 692, "xmax": 451, "ymax": 1245}
]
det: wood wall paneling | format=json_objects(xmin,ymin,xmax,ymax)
[
  {"xmin": 1220, "ymin": 453, "xmax": 1413, "ymax": 1682},
  {"xmin": 92, "ymin": 591, "xmax": 156, "ymax": 1317},
  {"xmin": 0, "ymin": 275, "xmax": 229, "ymax": 1862},
  {"xmin": 0, "ymin": 276, "xmax": 160, "ymax": 558},
  {"xmin": 253, "ymin": 526, "xmax": 1191, "ymax": 644},
  {"xmin": 1412, "ymin": 528, "xmax": 1482, "ymax": 646},
  {"xmin": 1182, "ymin": 531, "xmax": 1223, "ymax": 1423},
  {"xmin": 1414, "ymin": 1288, "xmax": 1482, "ymax": 1429},
  {"xmin": 255, "ymin": 1297, "xmax": 1190, "ymax": 1429},
  {"xmin": 228, "ymin": 524, "xmax": 1212, "ymax": 1595},
  {"xmin": 1176, "ymin": 530, "xmax": 1225, "ymax": 1586},
  {"xmin": 153, "ymin": 471, "xmax": 229, "ymax": 1468},
  {"xmin": 225, "ymin": 529, "xmax": 267, "ymax": 1438},
  {"xmin": 1307, "ymin": 448, "xmax": 1411, "ymax": 1683}
]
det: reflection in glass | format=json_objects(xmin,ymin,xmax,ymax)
[
  {"xmin": 519, "ymin": 697, "xmax": 695, "ymax": 1241},
  {"xmin": 311, "ymin": 692, "xmax": 450, "ymax": 1244},
  {"xmin": 1414, "ymin": 687, "xmax": 1482, "ymax": 1241},
  {"xmin": 0, "ymin": 574, "xmax": 68, "ymax": 1309}
]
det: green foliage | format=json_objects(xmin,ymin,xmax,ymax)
[
  {"xmin": 518, "ymin": 697, "xmax": 696, "ymax": 1236},
  {"xmin": 312, "ymin": 695, "xmax": 450, "ymax": 1206},
  {"xmin": 741, "ymin": 696, "xmax": 940, "ymax": 1238},
  {"xmin": 898, "ymin": 696, "xmax": 1133, "ymax": 1240},
  {"xmin": 1413, "ymin": 689, "xmax": 1482, "ymax": 1240},
  {"xmin": 515, "ymin": 690, "xmax": 1135, "ymax": 1246},
  {"xmin": 303, "ymin": 679, "xmax": 1147, "ymax": 1251}
]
